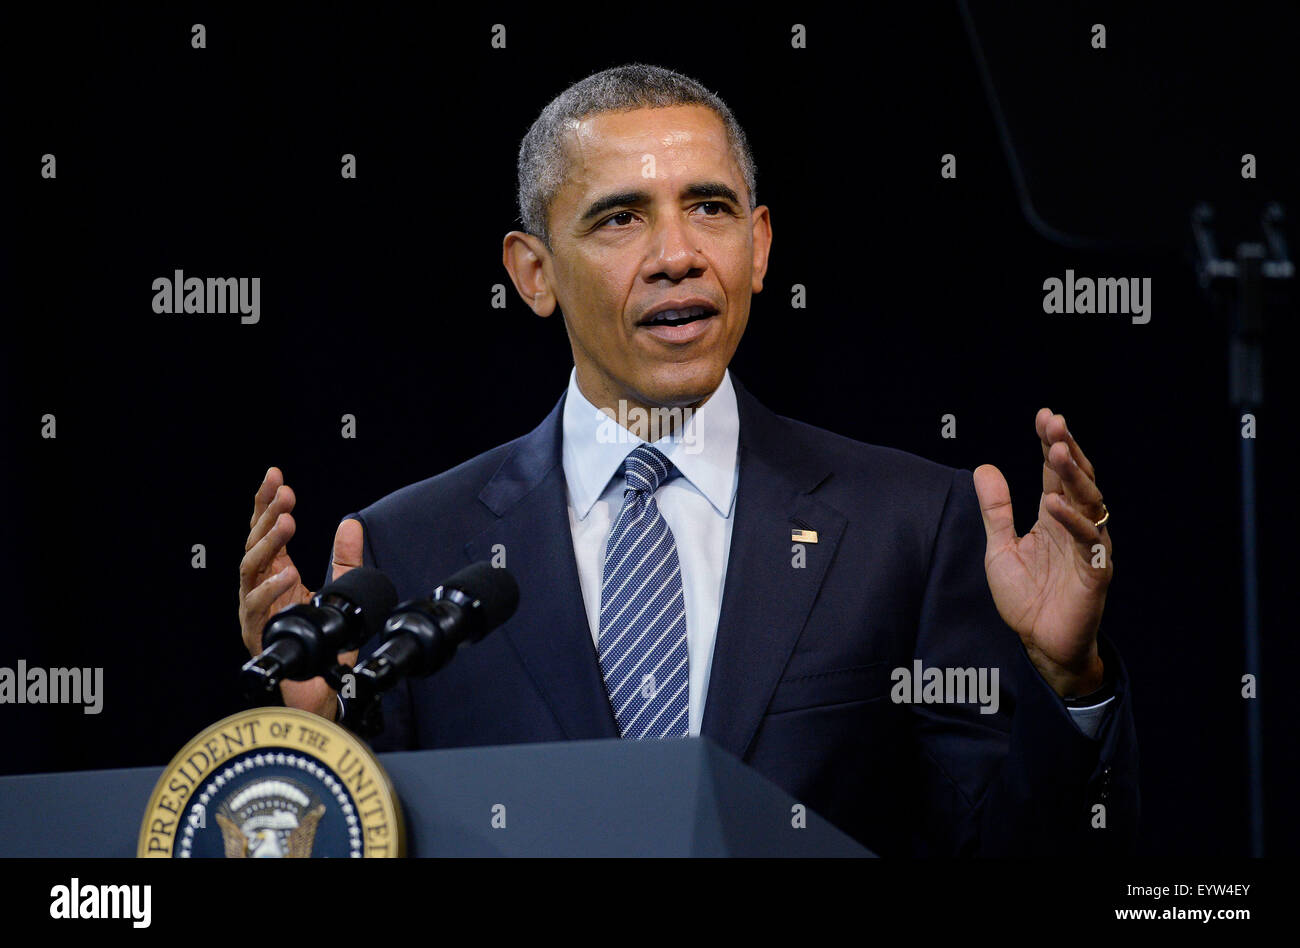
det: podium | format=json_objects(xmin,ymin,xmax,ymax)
[{"xmin": 0, "ymin": 737, "xmax": 872, "ymax": 857}]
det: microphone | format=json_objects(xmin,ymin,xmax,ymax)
[
  {"xmin": 352, "ymin": 562, "xmax": 519, "ymax": 696},
  {"xmin": 241, "ymin": 567, "xmax": 398, "ymax": 698}
]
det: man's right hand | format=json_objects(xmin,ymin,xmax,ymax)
[{"xmin": 239, "ymin": 466, "xmax": 365, "ymax": 721}]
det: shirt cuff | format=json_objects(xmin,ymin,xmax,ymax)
[{"xmin": 1065, "ymin": 695, "xmax": 1115, "ymax": 740}]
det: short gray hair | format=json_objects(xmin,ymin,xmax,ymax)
[{"xmin": 516, "ymin": 63, "xmax": 758, "ymax": 249}]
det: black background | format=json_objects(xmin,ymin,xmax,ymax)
[{"xmin": 3, "ymin": 1, "xmax": 1296, "ymax": 858}]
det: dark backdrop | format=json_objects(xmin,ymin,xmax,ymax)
[{"xmin": 3, "ymin": 2, "xmax": 1295, "ymax": 858}]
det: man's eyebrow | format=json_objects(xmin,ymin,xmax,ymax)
[
  {"xmin": 578, "ymin": 189, "xmax": 650, "ymax": 224},
  {"xmin": 577, "ymin": 181, "xmax": 744, "ymax": 224},
  {"xmin": 681, "ymin": 181, "xmax": 742, "ymax": 205}
]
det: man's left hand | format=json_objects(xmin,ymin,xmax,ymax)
[{"xmin": 973, "ymin": 409, "xmax": 1113, "ymax": 698}]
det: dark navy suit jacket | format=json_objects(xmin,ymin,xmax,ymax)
[{"xmin": 333, "ymin": 375, "xmax": 1138, "ymax": 856}]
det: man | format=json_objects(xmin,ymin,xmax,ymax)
[{"xmin": 238, "ymin": 64, "xmax": 1136, "ymax": 856}]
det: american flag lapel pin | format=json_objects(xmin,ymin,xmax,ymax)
[{"xmin": 791, "ymin": 528, "xmax": 818, "ymax": 543}]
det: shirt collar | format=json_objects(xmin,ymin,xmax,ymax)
[{"xmin": 561, "ymin": 366, "xmax": 740, "ymax": 521}]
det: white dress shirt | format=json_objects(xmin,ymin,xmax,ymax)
[
  {"xmin": 558, "ymin": 367, "xmax": 1113, "ymax": 739},
  {"xmin": 562, "ymin": 367, "xmax": 739, "ymax": 737}
]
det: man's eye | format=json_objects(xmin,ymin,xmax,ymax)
[
  {"xmin": 602, "ymin": 211, "xmax": 636, "ymax": 227},
  {"xmin": 696, "ymin": 202, "xmax": 728, "ymax": 216}
]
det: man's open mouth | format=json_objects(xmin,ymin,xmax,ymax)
[{"xmin": 637, "ymin": 305, "xmax": 718, "ymax": 327}]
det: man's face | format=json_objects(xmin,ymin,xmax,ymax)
[{"xmin": 535, "ymin": 104, "xmax": 771, "ymax": 412}]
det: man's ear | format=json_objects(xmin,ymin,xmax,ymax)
[
  {"xmin": 749, "ymin": 205, "xmax": 773, "ymax": 295},
  {"xmin": 503, "ymin": 231, "xmax": 558, "ymax": 316}
]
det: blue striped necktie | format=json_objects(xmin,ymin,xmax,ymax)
[{"xmin": 597, "ymin": 444, "xmax": 689, "ymax": 739}]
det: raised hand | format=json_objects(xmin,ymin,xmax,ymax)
[
  {"xmin": 238, "ymin": 466, "xmax": 364, "ymax": 719},
  {"xmin": 972, "ymin": 409, "xmax": 1113, "ymax": 698}
]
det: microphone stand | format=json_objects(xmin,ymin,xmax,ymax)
[
  {"xmin": 324, "ymin": 663, "xmax": 386, "ymax": 738},
  {"xmin": 1191, "ymin": 201, "xmax": 1293, "ymax": 857}
]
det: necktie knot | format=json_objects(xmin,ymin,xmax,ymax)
[{"xmin": 623, "ymin": 444, "xmax": 673, "ymax": 495}]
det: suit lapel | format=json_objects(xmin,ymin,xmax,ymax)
[
  {"xmin": 463, "ymin": 376, "xmax": 844, "ymax": 758},
  {"xmin": 700, "ymin": 377, "xmax": 845, "ymax": 762},
  {"xmin": 464, "ymin": 391, "xmax": 620, "ymax": 742}
]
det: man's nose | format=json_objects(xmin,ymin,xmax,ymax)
[{"xmin": 645, "ymin": 214, "xmax": 707, "ymax": 280}]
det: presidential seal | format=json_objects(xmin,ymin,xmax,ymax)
[{"xmin": 138, "ymin": 707, "xmax": 404, "ymax": 857}]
